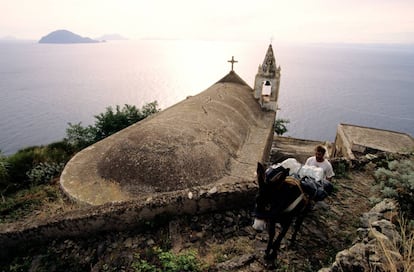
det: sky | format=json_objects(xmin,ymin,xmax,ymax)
[{"xmin": 1, "ymin": 0, "xmax": 414, "ymax": 43}]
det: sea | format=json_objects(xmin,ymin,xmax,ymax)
[{"xmin": 1, "ymin": 40, "xmax": 413, "ymax": 155}]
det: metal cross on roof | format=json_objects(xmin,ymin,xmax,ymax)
[{"xmin": 228, "ymin": 56, "xmax": 238, "ymax": 71}]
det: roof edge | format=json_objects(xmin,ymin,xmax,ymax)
[
  {"xmin": 339, "ymin": 123, "xmax": 413, "ymax": 139},
  {"xmin": 216, "ymin": 71, "xmax": 250, "ymax": 87}
]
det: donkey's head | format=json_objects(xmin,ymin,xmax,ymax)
[
  {"xmin": 257, "ymin": 162, "xmax": 290, "ymax": 188},
  {"xmin": 253, "ymin": 162, "xmax": 290, "ymax": 228}
]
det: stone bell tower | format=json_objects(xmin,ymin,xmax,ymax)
[{"xmin": 254, "ymin": 44, "xmax": 281, "ymax": 111}]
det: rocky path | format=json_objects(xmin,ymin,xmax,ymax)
[{"xmin": 1, "ymin": 168, "xmax": 377, "ymax": 271}]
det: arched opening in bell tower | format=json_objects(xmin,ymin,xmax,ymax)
[
  {"xmin": 261, "ymin": 80, "xmax": 272, "ymax": 102},
  {"xmin": 262, "ymin": 81, "xmax": 272, "ymax": 95}
]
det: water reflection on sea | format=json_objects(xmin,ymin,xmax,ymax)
[{"xmin": 0, "ymin": 40, "xmax": 413, "ymax": 155}]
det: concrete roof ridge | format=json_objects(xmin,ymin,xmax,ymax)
[
  {"xmin": 339, "ymin": 123, "xmax": 413, "ymax": 138},
  {"xmin": 215, "ymin": 71, "xmax": 251, "ymax": 87}
]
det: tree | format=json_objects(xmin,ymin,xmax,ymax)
[
  {"xmin": 65, "ymin": 101, "xmax": 161, "ymax": 150},
  {"xmin": 140, "ymin": 101, "xmax": 160, "ymax": 117},
  {"xmin": 274, "ymin": 118, "xmax": 290, "ymax": 135},
  {"xmin": 64, "ymin": 122, "xmax": 96, "ymax": 151},
  {"xmin": 93, "ymin": 102, "xmax": 160, "ymax": 141}
]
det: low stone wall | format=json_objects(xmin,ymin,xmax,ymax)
[
  {"xmin": 319, "ymin": 199, "xmax": 403, "ymax": 272},
  {"xmin": 0, "ymin": 180, "xmax": 257, "ymax": 259}
]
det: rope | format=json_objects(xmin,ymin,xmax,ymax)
[{"xmin": 283, "ymin": 176, "xmax": 308, "ymax": 213}]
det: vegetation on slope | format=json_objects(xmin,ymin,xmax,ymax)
[{"xmin": 0, "ymin": 102, "xmax": 160, "ymax": 220}]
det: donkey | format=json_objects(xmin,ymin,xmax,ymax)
[{"xmin": 252, "ymin": 162, "xmax": 312, "ymax": 268}]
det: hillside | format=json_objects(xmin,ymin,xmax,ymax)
[
  {"xmin": 0, "ymin": 158, "xmax": 386, "ymax": 271},
  {"xmin": 39, "ymin": 30, "xmax": 100, "ymax": 44}
]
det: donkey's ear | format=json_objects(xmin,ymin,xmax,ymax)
[
  {"xmin": 257, "ymin": 162, "xmax": 266, "ymax": 186},
  {"xmin": 269, "ymin": 167, "xmax": 290, "ymax": 183},
  {"xmin": 270, "ymin": 171, "xmax": 286, "ymax": 183}
]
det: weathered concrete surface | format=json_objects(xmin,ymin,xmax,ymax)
[
  {"xmin": 334, "ymin": 123, "xmax": 414, "ymax": 159},
  {"xmin": 60, "ymin": 71, "xmax": 275, "ymax": 205}
]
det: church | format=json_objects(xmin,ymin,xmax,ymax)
[{"xmin": 60, "ymin": 44, "xmax": 280, "ymax": 205}]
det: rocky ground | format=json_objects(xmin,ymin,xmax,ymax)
[{"xmin": 1, "ymin": 164, "xmax": 378, "ymax": 271}]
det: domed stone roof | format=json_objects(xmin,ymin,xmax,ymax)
[
  {"xmin": 60, "ymin": 71, "xmax": 276, "ymax": 205},
  {"xmin": 97, "ymin": 72, "xmax": 259, "ymax": 193}
]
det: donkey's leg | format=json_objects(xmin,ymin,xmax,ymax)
[
  {"xmin": 290, "ymin": 214, "xmax": 305, "ymax": 245},
  {"xmin": 265, "ymin": 220, "xmax": 276, "ymax": 259},
  {"xmin": 290, "ymin": 207, "xmax": 311, "ymax": 245},
  {"xmin": 265, "ymin": 218, "xmax": 292, "ymax": 264}
]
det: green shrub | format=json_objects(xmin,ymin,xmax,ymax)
[
  {"xmin": 0, "ymin": 151, "xmax": 9, "ymax": 190},
  {"xmin": 44, "ymin": 141, "xmax": 74, "ymax": 163},
  {"xmin": 5, "ymin": 147, "xmax": 41, "ymax": 189},
  {"xmin": 64, "ymin": 122, "xmax": 96, "ymax": 151},
  {"xmin": 94, "ymin": 102, "xmax": 160, "ymax": 141},
  {"xmin": 274, "ymin": 118, "xmax": 290, "ymax": 136},
  {"xmin": 64, "ymin": 101, "xmax": 161, "ymax": 151},
  {"xmin": 374, "ymin": 157, "xmax": 414, "ymax": 219},
  {"xmin": 132, "ymin": 247, "xmax": 206, "ymax": 272},
  {"xmin": 333, "ymin": 160, "xmax": 351, "ymax": 179},
  {"xmin": 26, "ymin": 162, "xmax": 65, "ymax": 186}
]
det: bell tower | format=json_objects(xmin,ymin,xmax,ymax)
[{"xmin": 254, "ymin": 44, "xmax": 281, "ymax": 111}]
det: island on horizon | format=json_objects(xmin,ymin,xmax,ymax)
[
  {"xmin": 39, "ymin": 29, "xmax": 101, "ymax": 44},
  {"xmin": 95, "ymin": 33, "xmax": 128, "ymax": 41}
]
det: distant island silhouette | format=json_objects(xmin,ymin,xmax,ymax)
[
  {"xmin": 39, "ymin": 30, "xmax": 100, "ymax": 44},
  {"xmin": 95, "ymin": 34, "xmax": 127, "ymax": 41}
]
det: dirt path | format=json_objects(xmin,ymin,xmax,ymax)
[{"xmin": 193, "ymin": 170, "xmax": 377, "ymax": 271}]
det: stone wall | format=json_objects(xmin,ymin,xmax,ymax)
[
  {"xmin": 319, "ymin": 199, "xmax": 404, "ymax": 272},
  {"xmin": 0, "ymin": 180, "xmax": 257, "ymax": 259}
]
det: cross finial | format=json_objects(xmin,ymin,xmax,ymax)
[{"xmin": 228, "ymin": 56, "xmax": 238, "ymax": 71}]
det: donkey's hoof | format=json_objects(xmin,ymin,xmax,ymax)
[
  {"xmin": 264, "ymin": 260, "xmax": 276, "ymax": 270},
  {"xmin": 264, "ymin": 253, "xmax": 273, "ymax": 260}
]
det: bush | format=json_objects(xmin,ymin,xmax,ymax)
[
  {"xmin": 274, "ymin": 118, "xmax": 289, "ymax": 135},
  {"xmin": 0, "ymin": 151, "xmax": 9, "ymax": 191},
  {"xmin": 64, "ymin": 102, "xmax": 161, "ymax": 151},
  {"xmin": 26, "ymin": 162, "xmax": 65, "ymax": 186},
  {"xmin": 94, "ymin": 102, "xmax": 160, "ymax": 141},
  {"xmin": 45, "ymin": 141, "xmax": 75, "ymax": 163},
  {"xmin": 132, "ymin": 247, "xmax": 206, "ymax": 272},
  {"xmin": 64, "ymin": 122, "xmax": 96, "ymax": 151},
  {"xmin": 374, "ymin": 157, "xmax": 414, "ymax": 219},
  {"xmin": 5, "ymin": 147, "xmax": 41, "ymax": 190}
]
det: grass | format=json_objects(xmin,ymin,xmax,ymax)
[
  {"xmin": 208, "ymin": 236, "xmax": 255, "ymax": 264},
  {"xmin": 0, "ymin": 179, "xmax": 74, "ymax": 224},
  {"xmin": 0, "ymin": 184, "xmax": 59, "ymax": 223},
  {"xmin": 372, "ymin": 216, "xmax": 414, "ymax": 272}
]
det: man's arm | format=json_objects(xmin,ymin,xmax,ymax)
[{"xmin": 325, "ymin": 161, "xmax": 335, "ymax": 181}]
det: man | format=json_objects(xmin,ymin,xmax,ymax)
[{"xmin": 305, "ymin": 145, "xmax": 335, "ymax": 180}]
